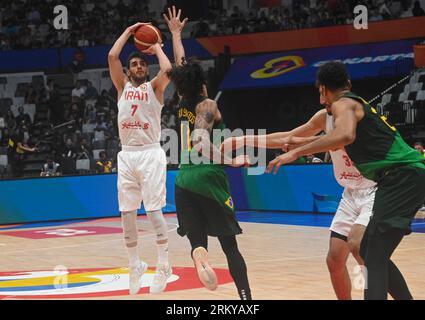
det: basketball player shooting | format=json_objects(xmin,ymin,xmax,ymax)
[{"xmin": 108, "ymin": 22, "xmax": 172, "ymax": 295}]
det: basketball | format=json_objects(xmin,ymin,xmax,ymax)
[{"xmin": 134, "ymin": 24, "xmax": 162, "ymax": 51}]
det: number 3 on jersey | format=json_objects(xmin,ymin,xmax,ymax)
[{"xmin": 131, "ymin": 104, "xmax": 138, "ymax": 116}]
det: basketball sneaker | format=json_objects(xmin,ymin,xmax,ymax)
[
  {"xmin": 129, "ymin": 260, "xmax": 148, "ymax": 295},
  {"xmin": 192, "ymin": 247, "xmax": 217, "ymax": 291},
  {"xmin": 150, "ymin": 263, "xmax": 172, "ymax": 294}
]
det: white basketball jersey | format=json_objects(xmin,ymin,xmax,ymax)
[
  {"xmin": 117, "ymin": 81, "xmax": 163, "ymax": 146},
  {"xmin": 325, "ymin": 114, "xmax": 376, "ymax": 189}
]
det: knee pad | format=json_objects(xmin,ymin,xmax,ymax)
[
  {"xmin": 146, "ymin": 210, "xmax": 168, "ymax": 241},
  {"xmin": 121, "ymin": 210, "xmax": 138, "ymax": 247}
]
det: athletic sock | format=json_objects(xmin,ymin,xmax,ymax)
[
  {"xmin": 157, "ymin": 242, "xmax": 169, "ymax": 265},
  {"xmin": 128, "ymin": 245, "xmax": 139, "ymax": 268}
]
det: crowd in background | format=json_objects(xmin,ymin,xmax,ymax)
[{"xmin": 1, "ymin": 0, "xmax": 424, "ymax": 50}]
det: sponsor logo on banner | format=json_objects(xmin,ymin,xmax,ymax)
[{"xmin": 250, "ymin": 56, "xmax": 305, "ymax": 79}]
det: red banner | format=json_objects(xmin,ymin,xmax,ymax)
[{"xmin": 197, "ymin": 17, "xmax": 425, "ymax": 56}]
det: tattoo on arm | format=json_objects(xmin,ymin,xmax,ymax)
[{"xmin": 192, "ymin": 101, "xmax": 216, "ymax": 145}]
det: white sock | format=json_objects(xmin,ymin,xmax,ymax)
[
  {"xmin": 128, "ymin": 245, "xmax": 139, "ymax": 267},
  {"xmin": 157, "ymin": 243, "xmax": 169, "ymax": 265}
]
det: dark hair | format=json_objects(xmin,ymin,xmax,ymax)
[
  {"xmin": 167, "ymin": 57, "xmax": 206, "ymax": 100},
  {"xmin": 414, "ymin": 141, "xmax": 423, "ymax": 147},
  {"xmin": 316, "ymin": 61, "xmax": 350, "ymax": 91},
  {"xmin": 126, "ymin": 51, "xmax": 146, "ymax": 69}
]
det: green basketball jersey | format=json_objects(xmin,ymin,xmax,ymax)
[
  {"xmin": 177, "ymin": 95, "xmax": 226, "ymax": 167},
  {"xmin": 176, "ymin": 96, "xmax": 234, "ymax": 211},
  {"xmin": 342, "ymin": 92, "xmax": 425, "ymax": 181}
]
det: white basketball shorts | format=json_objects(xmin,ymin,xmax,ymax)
[
  {"xmin": 117, "ymin": 143, "xmax": 167, "ymax": 212},
  {"xmin": 330, "ymin": 186, "xmax": 376, "ymax": 237}
]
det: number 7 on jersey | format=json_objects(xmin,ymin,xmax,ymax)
[{"xmin": 131, "ymin": 104, "xmax": 138, "ymax": 116}]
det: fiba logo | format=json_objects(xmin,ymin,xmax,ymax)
[
  {"xmin": 53, "ymin": 5, "xmax": 68, "ymax": 30},
  {"xmin": 250, "ymin": 56, "xmax": 305, "ymax": 79}
]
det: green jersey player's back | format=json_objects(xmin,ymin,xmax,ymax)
[
  {"xmin": 177, "ymin": 95, "xmax": 226, "ymax": 168},
  {"xmin": 342, "ymin": 92, "xmax": 425, "ymax": 181}
]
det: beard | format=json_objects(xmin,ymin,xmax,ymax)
[{"xmin": 129, "ymin": 73, "xmax": 147, "ymax": 85}]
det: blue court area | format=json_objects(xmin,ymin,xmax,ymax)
[
  {"xmin": 1, "ymin": 211, "xmax": 425, "ymax": 234},
  {"xmin": 236, "ymin": 211, "xmax": 425, "ymax": 234}
]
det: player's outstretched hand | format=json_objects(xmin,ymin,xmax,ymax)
[
  {"xmin": 265, "ymin": 151, "xmax": 298, "ymax": 174},
  {"xmin": 163, "ymin": 6, "xmax": 188, "ymax": 34},
  {"xmin": 231, "ymin": 155, "xmax": 251, "ymax": 168}
]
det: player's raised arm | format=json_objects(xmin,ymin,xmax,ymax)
[
  {"xmin": 147, "ymin": 43, "xmax": 172, "ymax": 104},
  {"xmin": 163, "ymin": 6, "xmax": 188, "ymax": 66},
  {"xmin": 108, "ymin": 23, "xmax": 144, "ymax": 97},
  {"xmin": 221, "ymin": 109, "xmax": 327, "ymax": 151}
]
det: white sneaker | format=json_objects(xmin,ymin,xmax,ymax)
[
  {"xmin": 129, "ymin": 261, "xmax": 148, "ymax": 295},
  {"xmin": 192, "ymin": 247, "xmax": 217, "ymax": 291},
  {"xmin": 150, "ymin": 263, "xmax": 172, "ymax": 294}
]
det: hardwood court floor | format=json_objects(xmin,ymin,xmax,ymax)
[{"xmin": 0, "ymin": 212, "xmax": 424, "ymax": 300}]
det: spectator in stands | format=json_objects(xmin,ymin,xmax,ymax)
[
  {"xmin": 48, "ymin": 83, "xmax": 62, "ymax": 125},
  {"xmin": 191, "ymin": 18, "xmax": 210, "ymax": 37},
  {"xmin": 4, "ymin": 109, "xmax": 16, "ymax": 129},
  {"xmin": 412, "ymin": 0, "xmax": 425, "ymax": 16},
  {"xmin": 256, "ymin": 11, "xmax": 271, "ymax": 32},
  {"xmin": 0, "ymin": 128, "xmax": 10, "ymax": 147},
  {"xmin": 414, "ymin": 141, "xmax": 425, "ymax": 155},
  {"xmin": 161, "ymin": 109, "xmax": 176, "ymax": 130},
  {"xmin": 378, "ymin": 0, "xmax": 392, "ymax": 19},
  {"xmin": 27, "ymin": 6, "xmax": 41, "ymax": 23},
  {"xmin": 84, "ymin": 81, "xmax": 99, "ymax": 100},
  {"xmin": 86, "ymin": 104, "xmax": 97, "ymax": 123},
  {"xmin": 40, "ymin": 156, "xmax": 61, "ymax": 177},
  {"xmin": 95, "ymin": 151, "xmax": 114, "ymax": 173},
  {"xmin": 69, "ymin": 103, "xmax": 83, "ymax": 121},
  {"xmin": 77, "ymin": 32, "xmax": 90, "ymax": 47},
  {"xmin": 7, "ymin": 127, "xmax": 37, "ymax": 177},
  {"xmin": 71, "ymin": 80, "xmax": 86, "ymax": 101},
  {"xmin": 97, "ymin": 89, "xmax": 114, "ymax": 109},
  {"xmin": 76, "ymin": 137, "xmax": 92, "ymax": 160},
  {"xmin": 44, "ymin": 79, "xmax": 54, "ymax": 101},
  {"xmin": 61, "ymin": 137, "xmax": 77, "ymax": 160},
  {"xmin": 24, "ymin": 85, "xmax": 39, "ymax": 104},
  {"xmin": 15, "ymin": 106, "xmax": 32, "ymax": 129},
  {"xmin": 108, "ymin": 108, "xmax": 117, "ymax": 123},
  {"xmin": 95, "ymin": 115, "xmax": 108, "ymax": 132},
  {"xmin": 369, "ymin": 9, "xmax": 384, "ymax": 21},
  {"xmin": 69, "ymin": 47, "xmax": 85, "ymax": 74}
]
